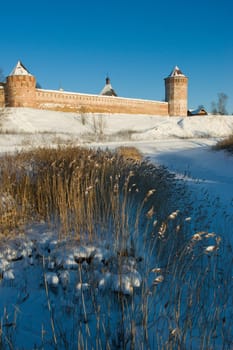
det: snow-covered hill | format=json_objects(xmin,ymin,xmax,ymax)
[{"xmin": 0, "ymin": 108, "xmax": 233, "ymax": 147}]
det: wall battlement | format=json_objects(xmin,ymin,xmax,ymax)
[
  {"xmin": 0, "ymin": 61, "xmax": 188, "ymax": 116},
  {"xmin": 36, "ymin": 89, "xmax": 169, "ymax": 115}
]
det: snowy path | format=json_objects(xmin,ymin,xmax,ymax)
[
  {"xmin": 138, "ymin": 139, "xmax": 233, "ymax": 244},
  {"xmin": 139, "ymin": 139, "xmax": 233, "ymax": 203}
]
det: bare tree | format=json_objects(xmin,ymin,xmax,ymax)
[
  {"xmin": 211, "ymin": 93, "xmax": 228, "ymax": 115},
  {"xmin": 79, "ymin": 106, "xmax": 87, "ymax": 125},
  {"xmin": 211, "ymin": 101, "xmax": 218, "ymax": 115},
  {"xmin": 218, "ymin": 93, "xmax": 228, "ymax": 115}
]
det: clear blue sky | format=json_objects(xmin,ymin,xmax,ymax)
[{"xmin": 1, "ymin": 0, "xmax": 232, "ymax": 112}]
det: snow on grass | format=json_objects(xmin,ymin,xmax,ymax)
[
  {"xmin": 0, "ymin": 107, "xmax": 232, "ymax": 349},
  {"xmin": 0, "ymin": 223, "xmax": 144, "ymax": 348},
  {"xmin": 0, "ymin": 217, "xmax": 227, "ymax": 349}
]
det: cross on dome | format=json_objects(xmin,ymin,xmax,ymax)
[{"xmin": 100, "ymin": 76, "xmax": 117, "ymax": 96}]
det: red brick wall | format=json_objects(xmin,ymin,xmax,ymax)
[
  {"xmin": 36, "ymin": 89, "xmax": 169, "ymax": 115},
  {"xmin": 0, "ymin": 86, "xmax": 5, "ymax": 108},
  {"xmin": 165, "ymin": 76, "xmax": 188, "ymax": 116},
  {"xmin": 3, "ymin": 72, "xmax": 191, "ymax": 116},
  {"xmin": 5, "ymin": 75, "xmax": 36, "ymax": 107}
]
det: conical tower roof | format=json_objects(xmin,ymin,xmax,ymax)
[
  {"xmin": 100, "ymin": 77, "xmax": 117, "ymax": 96},
  {"xmin": 9, "ymin": 61, "xmax": 32, "ymax": 76},
  {"xmin": 168, "ymin": 66, "xmax": 185, "ymax": 77}
]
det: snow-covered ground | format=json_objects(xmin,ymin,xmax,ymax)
[
  {"xmin": 1, "ymin": 107, "xmax": 233, "ymax": 139},
  {"xmin": 0, "ymin": 108, "xmax": 233, "ymax": 349},
  {"xmin": 2, "ymin": 107, "xmax": 232, "ymax": 218},
  {"xmin": 6, "ymin": 107, "xmax": 229, "ymax": 239}
]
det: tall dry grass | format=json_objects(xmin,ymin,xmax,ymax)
[
  {"xmin": 0, "ymin": 146, "xmax": 176, "ymax": 241},
  {"xmin": 214, "ymin": 134, "xmax": 233, "ymax": 154},
  {"xmin": 0, "ymin": 146, "xmax": 231, "ymax": 349}
]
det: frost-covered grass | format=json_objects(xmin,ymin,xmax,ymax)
[
  {"xmin": 0, "ymin": 146, "xmax": 174, "ymax": 238},
  {"xmin": 0, "ymin": 146, "xmax": 232, "ymax": 349},
  {"xmin": 214, "ymin": 133, "xmax": 233, "ymax": 154}
]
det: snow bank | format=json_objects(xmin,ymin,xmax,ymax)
[{"xmin": 0, "ymin": 108, "xmax": 232, "ymax": 144}]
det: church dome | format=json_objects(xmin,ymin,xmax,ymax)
[{"xmin": 100, "ymin": 77, "xmax": 117, "ymax": 96}]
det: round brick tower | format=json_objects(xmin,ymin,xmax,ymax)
[
  {"xmin": 5, "ymin": 61, "xmax": 36, "ymax": 108},
  {"xmin": 165, "ymin": 66, "xmax": 188, "ymax": 116}
]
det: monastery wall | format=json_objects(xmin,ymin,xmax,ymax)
[
  {"xmin": 2, "ymin": 61, "xmax": 188, "ymax": 116},
  {"xmin": 36, "ymin": 89, "xmax": 169, "ymax": 115},
  {"xmin": 0, "ymin": 85, "xmax": 5, "ymax": 108},
  {"xmin": 5, "ymin": 75, "xmax": 36, "ymax": 108},
  {"xmin": 165, "ymin": 76, "xmax": 188, "ymax": 116}
]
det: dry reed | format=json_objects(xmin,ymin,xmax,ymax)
[
  {"xmin": 0, "ymin": 146, "xmax": 231, "ymax": 349},
  {"xmin": 0, "ymin": 146, "xmax": 175, "ymax": 242},
  {"xmin": 213, "ymin": 134, "xmax": 233, "ymax": 154}
]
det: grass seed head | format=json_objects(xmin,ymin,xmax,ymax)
[
  {"xmin": 205, "ymin": 232, "xmax": 216, "ymax": 238},
  {"xmin": 158, "ymin": 222, "xmax": 167, "ymax": 238},
  {"xmin": 185, "ymin": 217, "xmax": 191, "ymax": 222},
  {"xmin": 147, "ymin": 189, "xmax": 156, "ymax": 197},
  {"xmin": 153, "ymin": 275, "xmax": 164, "ymax": 285},
  {"xmin": 151, "ymin": 267, "xmax": 162, "ymax": 273},
  {"xmin": 205, "ymin": 245, "xmax": 218, "ymax": 253},
  {"xmin": 146, "ymin": 206, "xmax": 154, "ymax": 219},
  {"xmin": 168, "ymin": 210, "xmax": 180, "ymax": 220},
  {"xmin": 191, "ymin": 233, "xmax": 202, "ymax": 242}
]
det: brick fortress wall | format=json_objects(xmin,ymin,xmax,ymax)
[
  {"xmin": 165, "ymin": 76, "xmax": 188, "ymax": 116},
  {"xmin": 5, "ymin": 75, "xmax": 36, "ymax": 108},
  {"xmin": 0, "ymin": 84, "xmax": 5, "ymax": 107},
  {"xmin": 1, "ymin": 63, "xmax": 188, "ymax": 116},
  {"xmin": 36, "ymin": 89, "xmax": 169, "ymax": 115}
]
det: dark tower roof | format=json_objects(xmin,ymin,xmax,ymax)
[{"xmin": 100, "ymin": 77, "xmax": 117, "ymax": 96}]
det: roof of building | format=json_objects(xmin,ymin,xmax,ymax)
[
  {"xmin": 9, "ymin": 61, "xmax": 32, "ymax": 76},
  {"xmin": 188, "ymin": 107, "xmax": 208, "ymax": 116},
  {"xmin": 168, "ymin": 66, "xmax": 185, "ymax": 77},
  {"xmin": 100, "ymin": 77, "xmax": 117, "ymax": 96}
]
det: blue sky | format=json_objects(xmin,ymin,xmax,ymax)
[{"xmin": 1, "ymin": 0, "xmax": 232, "ymax": 112}]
